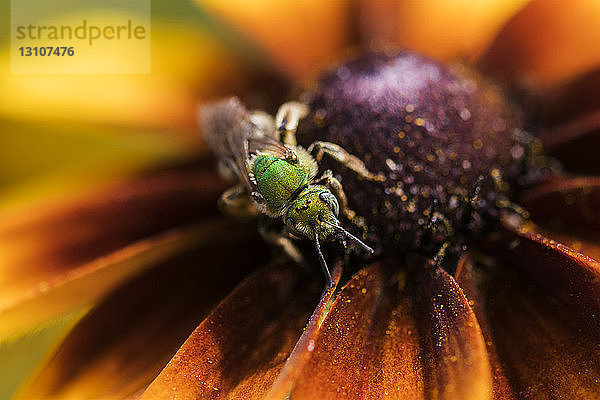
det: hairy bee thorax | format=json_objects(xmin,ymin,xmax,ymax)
[
  {"xmin": 296, "ymin": 51, "xmax": 546, "ymax": 256},
  {"xmin": 248, "ymin": 145, "xmax": 319, "ymax": 216}
]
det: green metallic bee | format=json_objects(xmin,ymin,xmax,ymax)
[{"xmin": 200, "ymin": 97, "xmax": 380, "ymax": 283}]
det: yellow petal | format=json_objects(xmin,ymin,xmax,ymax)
[
  {"xmin": 0, "ymin": 120, "xmax": 199, "ymax": 211},
  {"xmin": 0, "ymin": 2, "xmax": 281, "ymax": 131},
  {"xmin": 481, "ymin": 0, "xmax": 600, "ymax": 90},
  {"xmin": 195, "ymin": 0, "xmax": 353, "ymax": 79},
  {"xmin": 362, "ymin": 0, "xmax": 530, "ymax": 61}
]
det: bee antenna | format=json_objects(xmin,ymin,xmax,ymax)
[
  {"xmin": 320, "ymin": 219, "xmax": 374, "ymax": 254},
  {"xmin": 311, "ymin": 223, "xmax": 332, "ymax": 285}
]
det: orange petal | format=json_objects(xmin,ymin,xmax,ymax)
[
  {"xmin": 0, "ymin": 166, "xmax": 227, "ymax": 338},
  {"xmin": 194, "ymin": 0, "xmax": 353, "ymax": 79},
  {"xmin": 17, "ymin": 222, "xmax": 270, "ymax": 400},
  {"xmin": 361, "ymin": 0, "xmax": 529, "ymax": 61},
  {"xmin": 484, "ymin": 221, "xmax": 600, "ymax": 338},
  {"xmin": 481, "ymin": 0, "xmax": 600, "ymax": 91},
  {"xmin": 416, "ymin": 262, "xmax": 492, "ymax": 400},
  {"xmin": 291, "ymin": 261, "xmax": 492, "ymax": 399},
  {"xmin": 519, "ymin": 176, "xmax": 600, "ymax": 261},
  {"xmin": 141, "ymin": 263, "xmax": 322, "ymax": 399},
  {"xmin": 461, "ymin": 243, "xmax": 600, "ymax": 397},
  {"xmin": 455, "ymin": 255, "xmax": 517, "ymax": 400}
]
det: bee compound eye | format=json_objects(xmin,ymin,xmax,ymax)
[{"xmin": 318, "ymin": 191, "xmax": 339, "ymax": 217}]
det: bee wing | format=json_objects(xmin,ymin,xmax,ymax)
[
  {"xmin": 246, "ymin": 134, "xmax": 291, "ymax": 158},
  {"xmin": 200, "ymin": 97, "xmax": 254, "ymax": 192}
]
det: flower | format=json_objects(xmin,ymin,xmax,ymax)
[{"xmin": 2, "ymin": 1, "xmax": 600, "ymax": 399}]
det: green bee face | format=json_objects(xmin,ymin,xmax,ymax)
[{"xmin": 285, "ymin": 186, "xmax": 339, "ymax": 241}]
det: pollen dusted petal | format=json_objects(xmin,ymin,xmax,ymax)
[
  {"xmin": 480, "ymin": 0, "xmax": 600, "ymax": 90},
  {"xmin": 16, "ymin": 222, "xmax": 269, "ymax": 400},
  {"xmin": 141, "ymin": 263, "xmax": 322, "ymax": 400},
  {"xmin": 416, "ymin": 262, "xmax": 493, "ymax": 400},
  {"xmin": 519, "ymin": 176, "xmax": 600, "ymax": 260},
  {"xmin": 458, "ymin": 247, "xmax": 600, "ymax": 398},
  {"xmin": 194, "ymin": 0, "xmax": 353, "ymax": 79},
  {"xmin": 290, "ymin": 264, "xmax": 424, "ymax": 399},
  {"xmin": 360, "ymin": 0, "xmax": 529, "ymax": 61},
  {"xmin": 0, "ymin": 167, "xmax": 227, "ymax": 339},
  {"xmin": 290, "ymin": 262, "xmax": 492, "ymax": 400}
]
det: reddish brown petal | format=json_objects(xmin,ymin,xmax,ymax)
[
  {"xmin": 484, "ymin": 220, "xmax": 600, "ymax": 337},
  {"xmin": 538, "ymin": 68, "xmax": 600, "ymax": 175},
  {"xmin": 265, "ymin": 263, "xmax": 342, "ymax": 399},
  {"xmin": 519, "ymin": 176, "xmax": 600, "ymax": 260},
  {"xmin": 520, "ymin": 176, "xmax": 600, "ymax": 232},
  {"xmin": 16, "ymin": 220, "xmax": 270, "ymax": 399},
  {"xmin": 194, "ymin": 0, "xmax": 354, "ymax": 79},
  {"xmin": 459, "ymin": 246, "xmax": 600, "ymax": 398},
  {"xmin": 542, "ymin": 111, "xmax": 600, "ymax": 175},
  {"xmin": 16, "ymin": 220, "xmax": 267, "ymax": 398},
  {"xmin": 0, "ymin": 165, "xmax": 227, "ymax": 338},
  {"xmin": 141, "ymin": 263, "xmax": 323, "ymax": 399},
  {"xmin": 291, "ymin": 261, "xmax": 492, "ymax": 399},
  {"xmin": 480, "ymin": 0, "xmax": 600, "ymax": 91},
  {"xmin": 539, "ymin": 67, "xmax": 600, "ymax": 129}
]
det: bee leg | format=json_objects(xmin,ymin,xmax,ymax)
[
  {"xmin": 218, "ymin": 184, "xmax": 259, "ymax": 220},
  {"xmin": 433, "ymin": 241, "xmax": 451, "ymax": 269},
  {"xmin": 274, "ymin": 101, "xmax": 309, "ymax": 146},
  {"xmin": 249, "ymin": 110, "xmax": 276, "ymax": 138},
  {"xmin": 308, "ymin": 141, "xmax": 385, "ymax": 182},
  {"xmin": 488, "ymin": 171, "xmax": 530, "ymax": 223},
  {"xmin": 313, "ymin": 171, "xmax": 353, "ymax": 219},
  {"xmin": 257, "ymin": 221, "xmax": 307, "ymax": 267}
]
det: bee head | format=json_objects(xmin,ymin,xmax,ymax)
[
  {"xmin": 285, "ymin": 186, "xmax": 339, "ymax": 242},
  {"xmin": 285, "ymin": 186, "xmax": 373, "ymax": 253}
]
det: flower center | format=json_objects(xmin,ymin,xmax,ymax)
[{"xmin": 297, "ymin": 51, "xmax": 541, "ymax": 257}]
